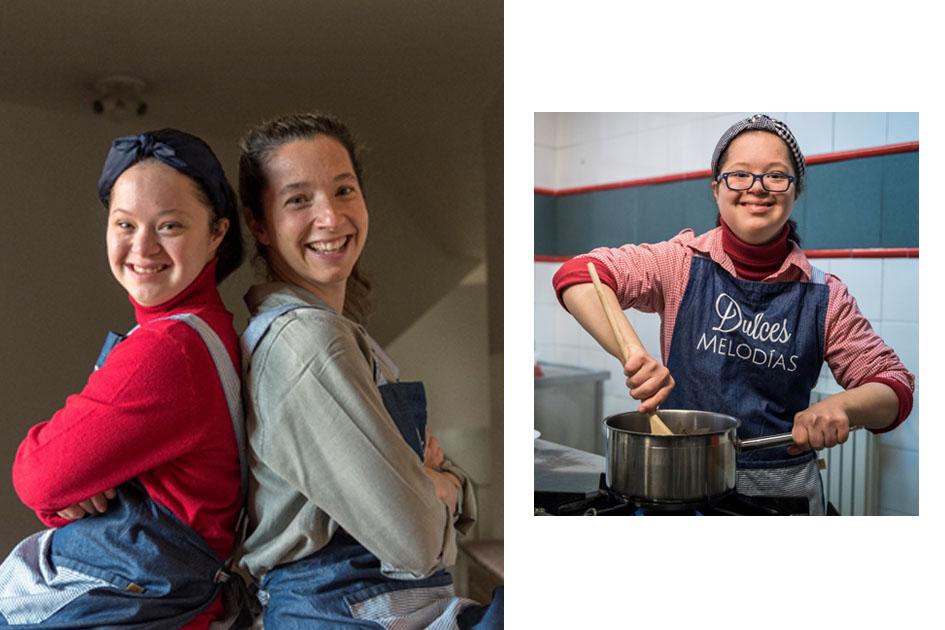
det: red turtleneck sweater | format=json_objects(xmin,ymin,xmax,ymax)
[
  {"xmin": 719, "ymin": 219, "xmax": 790, "ymax": 280},
  {"xmin": 12, "ymin": 260, "xmax": 240, "ymax": 628}
]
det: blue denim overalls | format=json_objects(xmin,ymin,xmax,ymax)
[
  {"xmin": 242, "ymin": 303, "xmax": 503, "ymax": 629},
  {"xmin": 663, "ymin": 256, "xmax": 829, "ymax": 511},
  {"xmin": 0, "ymin": 314, "xmax": 249, "ymax": 628}
]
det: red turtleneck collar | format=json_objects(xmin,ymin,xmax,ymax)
[
  {"xmin": 130, "ymin": 259, "xmax": 224, "ymax": 324},
  {"xmin": 720, "ymin": 220, "xmax": 791, "ymax": 281}
]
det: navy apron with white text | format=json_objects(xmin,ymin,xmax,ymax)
[{"xmin": 664, "ymin": 256, "xmax": 829, "ymax": 468}]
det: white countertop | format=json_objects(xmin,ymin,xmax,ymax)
[{"xmin": 534, "ymin": 438, "xmax": 605, "ymax": 495}]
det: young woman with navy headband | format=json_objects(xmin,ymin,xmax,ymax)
[
  {"xmin": 0, "ymin": 129, "xmax": 250, "ymax": 628},
  {"xmin": 554, "ymin": 114, "xmax": 914, "ymax": 514},
  {"xmin": 236, "ymin": 112, "xmax": 502, "ymax": 628}
]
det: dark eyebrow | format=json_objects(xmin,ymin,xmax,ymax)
[
  {"xmin": 276, "ymin": 182, "xmax": 309, "ymax": 196},
  {"xmin": 727, "ymin": 162, "xmax": 791, "ymax": 171},
  {"xmin": 277, "ymin": 173, "xmax": 358, "ymax": 196},
  {"xmin": 109, "ymin": 208, "xmax": 183, "ymax": 217}
]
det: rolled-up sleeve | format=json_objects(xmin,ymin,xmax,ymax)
[
  {"xmin": 439, "ymin": 458, "xmax": 477, "ymax": 534},
  {"xmin": 577, "ymin": 231, "xmax": 696, "ymax": 314},
  {"xmin": 251, "ymin": 310, "xmax": 456, "ymax": 577}
]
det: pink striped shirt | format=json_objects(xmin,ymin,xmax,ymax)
[{"xmin": 552, "ymin": 227, "xmax": 914, "ymax": 432}]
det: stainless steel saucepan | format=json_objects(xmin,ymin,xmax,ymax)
[{"xmin": 604, "ymin": 409, "xmax": 861, "ymax": 505}]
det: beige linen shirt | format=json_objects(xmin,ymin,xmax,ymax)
[{"xmin": 237, "ymin": 283, "xmax": 476, "ymax": 579}]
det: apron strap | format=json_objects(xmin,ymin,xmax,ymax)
[
  {"xmin": 162, "ymin": 314, "xmax": 256, "ymax": 591},
  {"xmin": 809, "ymin": 265, "xmax": 827, "ymax": 285},
  {"xmin": 367, "ymin": 336, "xmax": 400, "ymax": 385},
  {"xmin": 242, "ymin": 302, "xmax": 397, "ymax": 387},
  {"xmin": 163, "ymin": 314, "xmax": 246, "ymax": 507},
  {"xmin": 241, "ymin": 303, "xmax": 313, "ymax": 372},
  {"xmin": 94, "ymin": 331, "xmax": 129, "ymax": 370},
  {"xmin": 97, "ymin": 315, "xmax": 245, "ymax": 500}
]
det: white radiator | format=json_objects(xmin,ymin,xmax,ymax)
[{"xmin": 812, "ymin": 389, "xmax": 878, "ymax": 515}]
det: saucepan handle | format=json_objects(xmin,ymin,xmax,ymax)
[{"xmin": 738, "ymin": 425, "xmax": 863, "ymax": 452}]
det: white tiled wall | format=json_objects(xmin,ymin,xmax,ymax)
[
  {"xmin": 534, "ymin": 113, "xmax": 920, "ymax": 515},
  {"xmin": 534, "ymin": 112, "xmax": 557, "ymax": 189},
  {"xmin": 810, "ymin": 257, "xmax": 919, "ymax": 515},
  {"xmin": 536, "ymin": 113, "xmax": 919, "ymax": 192}
]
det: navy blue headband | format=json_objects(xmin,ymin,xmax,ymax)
[{"xmin": 97, "ymin": 129, "xmax": 236, "ymax": 221}]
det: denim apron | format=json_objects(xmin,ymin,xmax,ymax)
[
  {"xmin": 0, "ymin": 314, "xmax": 250, "ymax": 628},
  {"xmin": 242, "ymin": 303, "xmax": 503, "ymax": 629},
  {"xmin": 663, "ymin": 256, "xmax": 829, "ymax": 512}
]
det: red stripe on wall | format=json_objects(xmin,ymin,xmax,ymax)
[
  {"xmin": 535, "ymin": 142, "xmax": 919, "ymax": 197},
  {"xmin": 805, "ymin": 141, "xmax": 919, "ymax": 166},
  {"xmin": 804, "ymin": 248, "xmax": 918, "ymax": 259},
  {"xmin": 535, "ymin": 248, "xmax": 918, "ymax": 263}
]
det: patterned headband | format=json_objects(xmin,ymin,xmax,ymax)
[{"xmin": 711, "ymin": 114, "xmax": 806, "ymax": 194}]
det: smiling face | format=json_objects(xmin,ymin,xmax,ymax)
[
  {"xmin": 248, "ymin": 136, "xmax": 368, "ymax": 312},
  {"xmin": 711, "ymin": 130, "xmax": 796, "ymax": 245},
  {"xmin": 107, "ymin": 160, "xmax": 227, "ymax": 306}
]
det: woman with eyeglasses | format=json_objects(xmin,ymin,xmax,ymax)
[{"xmin": 554, "ymin": 114, "xmax": 914, "ymax": 514}]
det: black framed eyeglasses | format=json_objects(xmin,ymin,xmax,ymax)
[{"xmin": 718, "ymin": 171, "xmax": 795, "ymax": 193}]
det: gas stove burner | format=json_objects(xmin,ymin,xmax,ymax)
[
  {"xmin": 534, "ymin": 475, "xmax": 815, "ymax": 515},
  {"xmin": 534, "ymin": 489, "xmax": 812, "ymax": 515}
]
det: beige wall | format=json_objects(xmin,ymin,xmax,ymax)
[
  {"xmin": 0, "ymin": 100, "xmax": 151, "ymax": 549},
  {"xmin": 387, "ymin": 266, "xmax": 501, "ymax": 538}
]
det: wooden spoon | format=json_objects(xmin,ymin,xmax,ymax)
[{"xmin": 586, "ymin": 263, "xmax": 674, "ymax": 436}]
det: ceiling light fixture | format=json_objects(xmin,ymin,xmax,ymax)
[{"xmin": 92, "ymin": 75, "xmax": 148, "ymax": 120}]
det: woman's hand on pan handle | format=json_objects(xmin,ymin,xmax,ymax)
[
  {"xmin": 789, "ymin": 399, "xmax": 851, "ymax": 455},
  {"xmin": 56, "ymin": 488, "xmax": 117, "ymax": 520},
  {"xmin": 422, "ymin": 467, "xmax": 461, "ymax": 512},
  {"xmin": 788, "ymin": 382, "xmax": 900, "ymax": 455},
  {"xmin": 624, "ymin": 347, "xmax": 675, "ymax": 414}
]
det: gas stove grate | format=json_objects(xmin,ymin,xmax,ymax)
[{"xmin": 535, "ymin": 475, "xmax": 814, "ymax": 515}]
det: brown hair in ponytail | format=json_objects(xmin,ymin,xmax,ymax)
[{"xmin": 238, "ymin": 112, "xmax": 373, "ymax": 323}]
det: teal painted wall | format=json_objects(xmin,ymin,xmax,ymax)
[
  {"xmin": 534, "ymin": 193, "xmax": 557, "ymax": 253},
  {"xmin": 535, "ymin": 152, "xmax": 918, "ymax": 255}
]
